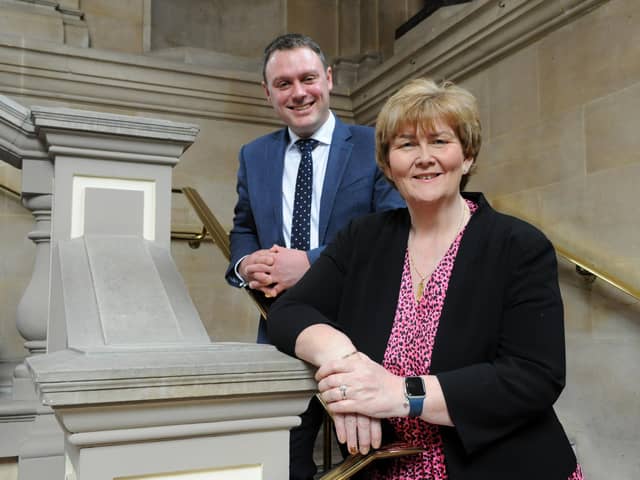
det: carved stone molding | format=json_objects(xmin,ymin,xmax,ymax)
[
  {"xmin": 0, "ymin": 35, "xmax": 354, "ymax": 126},
  {"xmin": 352, "ymin": 0, "xmax": 610, "ymax": 124}
]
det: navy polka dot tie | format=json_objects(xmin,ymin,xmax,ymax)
[{"xmin": 291, "ymin": 138, "xmax": 319, "ymax": 251}]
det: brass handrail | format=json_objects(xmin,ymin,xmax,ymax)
[
  {"xmin": 0, "ymin": 182, "xmax": 21, "ymax": 198},
  {"xmin": 175, "ymin": 186, "xmax": 268, "ymax": 318},
  {"xmin": 3, "ymin": 180, "xmax": 638, "ymax": 303},
  {"xmin": 555, "ymin": 245, "xmax": 639, "ymax": 301}
]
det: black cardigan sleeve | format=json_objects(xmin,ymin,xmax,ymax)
[
  {"xmin": 267, "ymin": 219, "xmax": 354, "ymax": 357},
  {"xmin": 437, "ymin": 218, "xmax": 566, "ymax": 455}
]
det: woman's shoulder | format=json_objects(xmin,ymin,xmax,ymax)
[{"xmin": 349, "ymin": 207, "xmax": 410, "ymax": 232}]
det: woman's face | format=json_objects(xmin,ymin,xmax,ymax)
[{"xmin": 385, "ymin": 120, "xmax": 473, "ymax": 207}]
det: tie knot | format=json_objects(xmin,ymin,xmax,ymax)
[{"xmin": 295, "ymin": 138, "xmax": 319, "ymax": 154}]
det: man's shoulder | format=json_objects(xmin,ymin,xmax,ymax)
[
  {"xmin": 242, "ymin": 127, "xmax": 287, "ymax": 150},
  {"xmin": 337, "ymin": 119, "xmax": 374, "ymax": 139}
]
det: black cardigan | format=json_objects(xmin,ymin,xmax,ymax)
[{"xmin": 268, "ymin": 192, "xmax": 578, "ymax": 479}]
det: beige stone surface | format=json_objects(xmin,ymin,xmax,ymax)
[
  {"xmin": 459, "ymin": 71, "xmax": 491, "ymax": 143},
  {"xmin": 539, "ymin": 0, "xmax": 640, "ymax": 117},
  {"xmin": 473, "ymin": 107, "xmax": 585, "ymax": 197},
  {"xmin": 488, "ymin": 45, "xmax": 540, "ymax": 138},
  {"xmin": 585, "ymin": 80, "xmax": 640, "ymax": 173},
  {"xmin": 150, "ymin": 0, "xmax": 283, "ymax": 59},
  {"xmin": 338, "ymin": 0, "xmax": 361, "ymax": 58},
  {"xmin": 60, "ymin": 0, "xmax": 81, "ymax": 9},
  {"xmin": 0, "ymin": 4, "xmax": 64, "ymax": 45},
  {"xmin": 82, "ymin": 0, "xmax": 145, "ymax": 54},
  {"xmin": 287, "ymin": 0, "xmax": 338, "ymax": 58}
]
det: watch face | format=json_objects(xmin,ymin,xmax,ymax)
[{"xmin": 405, "ymin": 376, "xmax": 426, "ymax": 397}]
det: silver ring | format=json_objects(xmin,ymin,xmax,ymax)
[{"xmin": 339, "ymin": 384, "xmax": 347, "ymax": 400}]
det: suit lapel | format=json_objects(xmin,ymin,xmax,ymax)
[
  {"xmin": 319, "ymin": 117, "xmax": 352, "ymax": 243},
  {"xmin": 263, "ymin": 129, "xmax": 288, "ymax": 246}
]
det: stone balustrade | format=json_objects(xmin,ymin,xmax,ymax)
[{"xmin": 0, "ymin": 94, "xmax": 316, "ymax": 480}]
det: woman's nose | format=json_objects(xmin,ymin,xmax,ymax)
[{"xmin": 415, "ymin": 144, "xmax": 435, "ymax": 163}]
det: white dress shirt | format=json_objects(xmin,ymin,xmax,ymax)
[
  {"xmin": 282, "ymin": 112, "xmax": 335, "ymax": 249},
  {"xmin": 233, "ymin": 112, "xmax": 336, "ymax": 284}
]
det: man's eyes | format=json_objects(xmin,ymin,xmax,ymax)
[{"xmin": 274, "ymin": 76, "xmax": 318, "ymax": 88}]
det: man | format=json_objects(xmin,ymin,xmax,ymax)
[{"xmin": 225, "ymin": 33, "xmax": 404, "ymax": 480}]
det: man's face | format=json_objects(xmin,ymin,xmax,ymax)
[{"xmin": 263, "ymin": 47, "xmax": 333, "ymax": 138}]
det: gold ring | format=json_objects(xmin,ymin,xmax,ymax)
[{"xmin": 339, "ymin": 384, "xmax": 347, "ymax": 400}]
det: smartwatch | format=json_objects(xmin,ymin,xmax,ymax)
[{"xmin": 404, "ymin": 376, "xmax": 426, "ymax": 417}]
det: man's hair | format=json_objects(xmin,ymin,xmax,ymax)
[{"xmin": 262, "ymin": 33, "xmax": 328, "ymax": 82}]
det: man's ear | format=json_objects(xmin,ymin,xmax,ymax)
[
  {"xmin": 262, "ymin": 81, "xmax": 271, "ymax": 102},
  {"xmin": 326, "ymin": 66, "xmax": 334, "ymax": 92}
]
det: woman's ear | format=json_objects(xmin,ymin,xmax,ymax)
[{"xmin": 462, "ymin": 157, "xmax": 474, "ymax": 174}]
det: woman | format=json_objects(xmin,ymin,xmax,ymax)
[{"xmin": 268, "ymin": 78, "xmax": 583, "ymax": 479}]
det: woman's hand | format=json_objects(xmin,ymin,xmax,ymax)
[
  {"xmin": 332, "ymin": 412, "xmax": 382, "ymax": 455},
  {"xmin": 316, "ymin": 352, "xmax": 406, "ymax": 419}
]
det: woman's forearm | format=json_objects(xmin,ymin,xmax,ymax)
[
  {"xmin": 420, "ymin": 375, "xmax": 454, "ymax": 426},
  {"xmin": 294, "ymin": 323, "xmax": 357, "ymax": 366}
]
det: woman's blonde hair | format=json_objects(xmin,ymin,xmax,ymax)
[{"xmin": 375, "ymin": 78, "xmax": 482, "ymax": 190}]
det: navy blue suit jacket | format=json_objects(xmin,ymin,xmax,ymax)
[{"xmin": 225, "ymin": 115, "xmax": 404, "ymax": 339}]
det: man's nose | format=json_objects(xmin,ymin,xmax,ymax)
[{"xmin": 291, "ymin": 81, "xmax": 305, "ymax": 98}]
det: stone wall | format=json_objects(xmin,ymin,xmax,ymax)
[
  {"xmin": 0, "ymin": 0, "xmax": 639, "ymax": 477},
  {"xmin": 454, "ymin": 1, "xmax": 640, "ymax": 476}
]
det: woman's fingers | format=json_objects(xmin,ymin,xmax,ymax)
[
  {"xmin": 333, "ymin": 413, "xmax": 347, "ymax": 444},
  {"xmin": 356, "ymin": 414, "xmax": 371, "ymax": 454},
  {"xmin": 317, "ymin": 373, "xmax": 349, "ymax": 394},
  {"xmin": 370, "ymin": 417, "xmax": 382, "ymax": 449},
  {"xmin": 345, "ymin": 414, "xmax": 359, "ymax": 454},
  {"xmin": 333, "ymin": 414, "xmax": 382, "ymax": 456}
]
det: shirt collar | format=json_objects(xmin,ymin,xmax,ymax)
[{"xmin": 287, "ymin": 111, "xmax": 335, "ymax": 149}]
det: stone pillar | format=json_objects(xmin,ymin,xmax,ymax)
[
  {"xmin": 22, "ymin": 104, "xmax": 315, "ymax": 479},
  {"xmin": 0, "ymin": 95, "xmax": 64, "ymax": 480},
  {"xmin": 14, "ymin": 171, "xmax": 53, "ymax": 399}
]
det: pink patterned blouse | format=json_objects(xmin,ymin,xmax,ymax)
[{"xmin": 368, "ymin": 201, "xmax": 583, "ymax": 480}]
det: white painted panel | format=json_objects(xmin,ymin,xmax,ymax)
[{"xmin": 70, "ymin": 176, "xmax": 156, "ymax": 240}]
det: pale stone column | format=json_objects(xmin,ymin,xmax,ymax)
[
  {"xmin": 15, "ymin": 194, "xmax": 52, "ymax": 351},
  {"xmin": 0, "ymin": 96, "xmax": 51, "ymax": 391},
  {"xmin": 13, "ymin": 194, "xmax": 52, "ymax": 398},
  {"xmin": 0, "ymin": 96, "xmax": 64, "ymax": 480}
]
